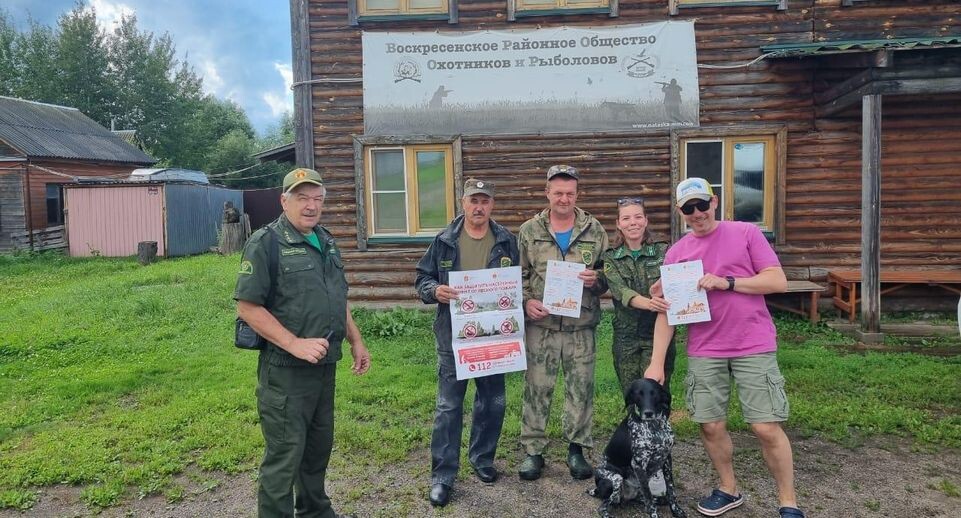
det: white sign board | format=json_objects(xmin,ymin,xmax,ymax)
[
  {"xmin": 362, "ymin": 21, "xmax": 699, "ymax": 135},
  {"xmin": 661, "ymin": 260, "xmax": 712, "ymax": 326},
  {"xmin": 543, "ymin": 260, "xmax": 585, "ymax": 318},
  {"xmin": 448, "ymin": 266, "xmax": 526, "ymax": 380}
]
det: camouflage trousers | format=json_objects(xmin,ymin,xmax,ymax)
[
  {"xmin": 520, "ymin": 325, "xmax": 596, "ymax": 454},
  {"xmin": 612, "ymin": 332, "xmax": 676, "ymax": 396}
]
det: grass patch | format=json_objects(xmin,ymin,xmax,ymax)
[{"xmin": 1, "ymin": 253, "xmax": 959, "ymax": 510}]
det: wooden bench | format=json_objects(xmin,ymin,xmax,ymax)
[
  {"xmin": 828, "ymin": 269, "xmax": 961, "ymax": 322},
  {"xmin": 766, "ymin": 280, "xmax": 827, "ymax": 324}
]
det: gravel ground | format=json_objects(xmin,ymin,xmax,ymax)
[{"xmin": 4, "ymin": 431, "xmax": 959, "ymax": 518}]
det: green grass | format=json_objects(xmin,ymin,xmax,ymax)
[{"xmin": 1, "ymin": 252, "xmax": 960, "ymax": 510}]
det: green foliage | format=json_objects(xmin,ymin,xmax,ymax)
[
  {"xmin": 357, "ymin": 307, "xmax": 434, "ymax": 339},
  {"xmin": 0, "ymin": 2, "xmax": 287, "ymax": 182},
  {"xmin": 0, "ymin": 489, "xmax": 36, "ymax": 510},
  {"xmin": 0, "ymin": 256, "xmax": 959, "ymax": 511}
]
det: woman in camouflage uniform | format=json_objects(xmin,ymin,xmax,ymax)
[{"xmin": 602, "ymin": 197, "xmax": 675, "ymax": 394}]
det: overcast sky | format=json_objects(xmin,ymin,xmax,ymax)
[{"xmin": 5, "ymin": 0, "xmax": 292, "ymax": 135}]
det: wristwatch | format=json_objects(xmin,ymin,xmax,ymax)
[{"xmin": 725, "ymin": 276, "xmax": 736, "ymax": 291}]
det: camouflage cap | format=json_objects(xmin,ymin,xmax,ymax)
[
  {"xmin": 282, "ymin": 168, "xmax": 323, "ymax": 193},
  {"xmin": 464, "ymin": 178, "xmax": 494, "ymax": 198},
  {"xmin": 547, "ymin": 164, "xmax": 579, "ymax": 180}
]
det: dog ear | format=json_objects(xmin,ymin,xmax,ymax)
[{"xmin": 657, "ymin": 382, "xmax": 672, "ymax": 416}]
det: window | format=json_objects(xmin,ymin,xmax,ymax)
[
  {"xmin": 670, "ymin": 0, "xmax": 786, "ymax": 15},
  {"xmin": 509, "ymin": 0, "xmax": 615, "ymax": 19},
  {"xmin": 46, "ymin": 184, "xmax": 64, "ymax": 226},
  {"xmin": 672, "ymin": 126, "xmax": 786, "ymax": 243},
  {"xmin": 349, "ymin": 0, "xmax": 456, "ymax": 24},
  {"xmin": 362, "ymin": 143, "xmax": 456, "ymax": 240},
  {"xmin": 358, "ymin": 0, "xmax": 448, "ymax": 16}
]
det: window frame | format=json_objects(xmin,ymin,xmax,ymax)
[
  {"xmin": 670, "ymin": 125, "xmax": 787, "ymax": 244},
  {"xmin": 669, "ymin": 0, "xmax": 786, "ymax": 15},
  {"xmin": 353, "ymin": 135, "xmax": 463, "ymax": 250},
  {"xmin": 507, "ymin": 0, "xmax": 618, "ymax": 21},
  {"xmin": 348, "ymin": 0, "xmax": 458, "ymax": 25},
  {"xmin": 46, "ymin": 183, "xmax": 65, "ymax": 226}
]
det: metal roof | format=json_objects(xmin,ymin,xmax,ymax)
[
  {"xmin": 762, "ymin": 36, "xmax": 961, "ymax": 57},
  {"xmin": 0, "ymin": 96, "xmax": 156, "ymax": 165},
  {"xmin": 129, "ymin": 168, "xmax": 209, "ymax": 184}
]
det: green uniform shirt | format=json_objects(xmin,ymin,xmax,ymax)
[
  {"xmin": 234, "ymin": 215, "xmax": 348, "ymax": 366},
  {"xmin": 603, "ymin": 241, "xmax": 669, "ymax": 338}
]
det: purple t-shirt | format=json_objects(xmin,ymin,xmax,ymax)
[{"xmin": 664, "ymin": 221, "xmax": 781, "ymax": 358}]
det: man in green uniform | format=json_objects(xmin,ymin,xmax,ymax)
[
  {"xmin": 517, "ymin": 164, "xmax": 609, "ymax": 481},
  {"xmin": 235, "ymin": 168, "xmax": 371, "ymax": 518}
]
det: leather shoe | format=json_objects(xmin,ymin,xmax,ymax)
[
  {"xmin": 518, "ymin": 454, "xmax": 544, "ymax": 481},
  {"xmin": 428, "ymin": 483, "xmax": 451, "ymax": 507},
  {"xmin": 472, "ymin": 464, "xmax": 499, "ymax": 483},
  {"xmin": 567, "ymin": 451, "xmax": 593, "ymax": 480}
]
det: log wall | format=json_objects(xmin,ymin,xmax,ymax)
[
  {"xmin": 0, "ymin": 164, "xmax": 26, "ymax": 252},
  {"xmin": 304, "ymin": 0, "xmax": 961, "ymax": 303}
]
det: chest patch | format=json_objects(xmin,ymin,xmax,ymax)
[
  {"xmin": 440, "ymin": 259, "xmax": 453, "ymax": 269},
  {"xmin": 500, "ymin": 256, "xmax": 512, "ymax": 267},
  {"xmin": 281, "ymin": 248, "xmax": 307, "ymax": 256}
]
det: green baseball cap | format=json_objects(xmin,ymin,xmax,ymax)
[
  {"xmin": 283, "ymin": 168, "xmax": 323, "ymax": 193},
  {"xmin": 464, "ymin": 178, "xmax": 494, "ymax": 198}
]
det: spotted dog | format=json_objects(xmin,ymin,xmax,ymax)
[{"xmin": 589, "ymin": 378, "xmax": 685, "ymax": 518}]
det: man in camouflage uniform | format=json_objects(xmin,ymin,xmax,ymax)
[
  {"xmin": 235, "ymin": 168, "xmax": 371, "ymax": 518},
  {"xmin": 517, "ymin": 164, "xmax": 609, "ymax": 481},
  {"xmin": 604, "ymin": 239, "xmax": 675, "ymax": 395}
]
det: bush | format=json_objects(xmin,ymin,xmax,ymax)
[{"xmin": 361, "ymin": 307, "xmax": 432, "ymax": 338}]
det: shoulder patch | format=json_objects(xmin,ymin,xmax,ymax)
[
  {"xmin": 281, "ymin": 248, "xmax": 307, "ymax": 256},
  {"xmin": 239, "ymin": 260, "xmax": 253, "ymax": 275},
  {"xmin": 500, "ymin": 256, "xmax": 512, "ymax": 267},
  {"xmin": 603, "ymin": 262, "xmax": 612, "ymax": 274}
]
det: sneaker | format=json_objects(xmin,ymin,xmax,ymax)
[
  {"xmin": 518, "ymin": 454, "xmax": 544, "ymax": 480},
  {"xmin": 778, "ymin": 506, "xmax": 805, "ymax": 518},
  {"xmin": 697, "ymin": 489, "xmax": 744, "ymax": 517}
]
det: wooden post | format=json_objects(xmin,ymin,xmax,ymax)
[
  {"xmin": 137, "ymin": 241, "xmax": 158, "ymax": 265},
  {"xmin": 289, "ymin": 0, "xmax": 314, "ymax": 170},
  {"xmin": 860, "ymin": 94, "xmax": 882, "ymax": 341}
]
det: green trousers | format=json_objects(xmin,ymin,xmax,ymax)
[
  {"xmin": 520, "ymin": 325, "xmax": 596, "ymax": 454},
  {"xmin": 256, "ymin": 356, "xmax": 337, "ymax": 518},
  {"xmin": 612, "ymin": 333, "xmax": 676, "ymax": 396}
]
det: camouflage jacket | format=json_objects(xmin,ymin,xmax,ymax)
[
  {"xmin": 602, "ymin": 241, "xmax": 669, "ymax": 338},
  {"xmin": 519, "ymin": 207, "xmax": 609, "ymax": 331}
]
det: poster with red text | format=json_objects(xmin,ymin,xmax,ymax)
[{"xmin": 448, "ymin": 266, "xmax": 526, "ymax": 380}]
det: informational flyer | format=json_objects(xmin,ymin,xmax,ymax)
[
  {"xmin": 660, "ymin": 260, "xmax": 712, "ymax": 325},
  {"xmin": 448, "ymin": 266, "xmax": 526, "ymax": 380},
  {"xmin": 543, "ymin": 260, "xmax": 585, "ymax": 318}
]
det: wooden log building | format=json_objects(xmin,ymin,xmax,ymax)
[
  {"xmin": 287, "ymin": 0, "xmax": 961, "ymax": 314},
  {"xmin": 0, "ymin": 96, "xmax": 157, "ymax": 252}
]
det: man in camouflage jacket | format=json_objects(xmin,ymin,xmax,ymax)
[{"xmin": 517, "ymin": 165, "xmax": 609, "ymax": 482}]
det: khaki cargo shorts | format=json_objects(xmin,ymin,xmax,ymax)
[{"xmin": 684, "ymin": 352, "xmax": 789, "ymax": 424}]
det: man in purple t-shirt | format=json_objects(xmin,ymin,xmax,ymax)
[{"xmin": 645, "ymin": 178, "xmax": 805, "ymax": 518}]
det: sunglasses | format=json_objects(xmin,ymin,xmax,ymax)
[
  {"xmin": 679, "ymin": 199, "xmax": 712, "ymax": 215},
  {"xmin": 617, "ymin": 197, "xmax": 644, "ymax": 206}
]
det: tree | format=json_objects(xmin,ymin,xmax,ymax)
[
  {"xmin": 55, "ymin": 3, "xmax": 114, "ymax": 125},
  {"xmin": 6, "ymin": 21, "xmax": 59, "ymax": 103},
  {"xmin": 0, "ymin": 11, "xmax": 16, "ymax": 96}
]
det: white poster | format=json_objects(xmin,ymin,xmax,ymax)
[
  {"xmin": 362, "ymin": 21, "xmax": 699, "ymax": 135},
  {"xmin": 661, "ymin": 260, "xmax": 712, "ymax": 326},
  {"xmin": 543, "ymin": 260, "xmax": 585, "ymax": 318},
  {"xmin": 448, "ymin": 266, "xmax": 527, "ymax": 380}
]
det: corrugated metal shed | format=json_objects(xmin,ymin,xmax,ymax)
[
  {"xmin": 165, "ymin": 184, "xmax": 243, "ymax": 256},
  {"xmin": 65, "ymin": 183, "xmax": 243, "ymax": 257},
  {"xmin": 0, "ymin": 96, "xmax": 156, "ymax": 165},
  {"xmin": 129, "ymin": 168, "xmax": 209, "ymax": 184}
]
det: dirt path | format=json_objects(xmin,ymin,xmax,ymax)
[{"xmin": 5, "ymin": 432, "xmax": 959, "ymax": 517}]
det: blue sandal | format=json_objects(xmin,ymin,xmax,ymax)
[
  {"xmin": 696, "ymin": 489, "xmax": 744, "ymax": 516},
  {"xmin": 779, "ymin": 507, "xmax": 805, "ymax": 518}
]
